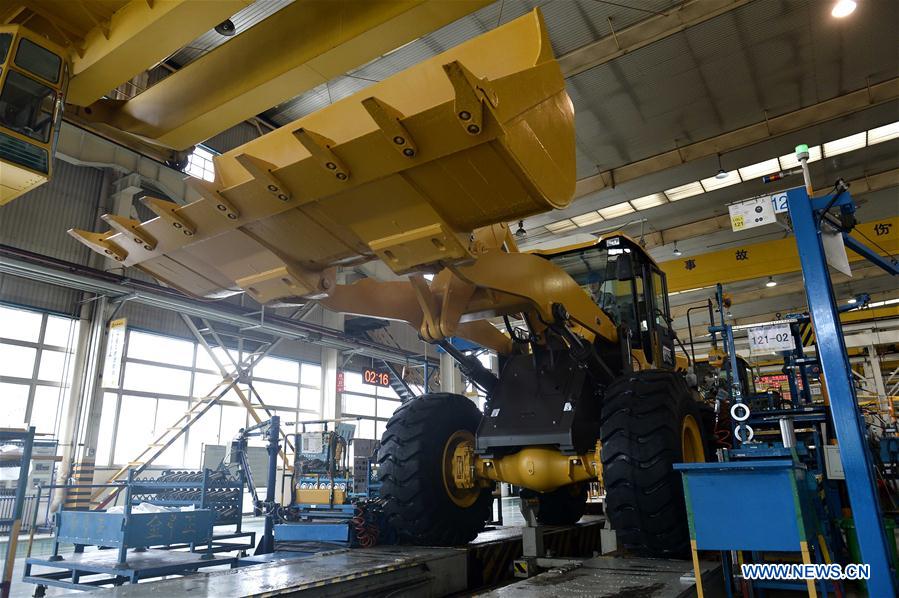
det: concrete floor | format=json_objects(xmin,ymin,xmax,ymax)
[{"xmin": 3, "ymin": 497, "xmax": 527, "ymax": 597}]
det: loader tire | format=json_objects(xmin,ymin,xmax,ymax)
[
  {"xmin": 600, "ymin": 370, "xmax": 706, "ymax": 557},
  {"xmin": 378, "ymin": 393, "xmax": 493, "ymax": 545},
  {"xmin": 533, "ymin": 483, "xmax": 588, "ymax": 526}
]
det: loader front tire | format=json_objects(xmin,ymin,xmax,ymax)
[
  {"xmin": 378, "ymin": 393, "xmax": 493, "ymax": 545},
  {"xmin": 600, "ymin": 370, "xmax": 706, "ymax": 557}
]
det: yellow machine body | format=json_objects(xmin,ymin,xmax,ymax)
[
  {"xmin": 0, "ymin": 25, "xmax": 67, "ymax": 205},
  {"xmin": 69, "ymin": 10, "xmax": 675, "ymax": 496},
  {"xmin": 295, "ymin": 488, "xmax": 347, "ymax": 506}
]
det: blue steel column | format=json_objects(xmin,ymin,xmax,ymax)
[{"xmin": 786, "ymin": 187, "xmax": 896, "ymax": 594}]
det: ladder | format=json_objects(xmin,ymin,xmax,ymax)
[
  {"xmin": 364, "ymin": 327, "xmax": 434, "ymax": 401},
  {"xmin": 92, "ymin": 319, "xmax": 295, "ymax": 509},
  {"xmin": 184, "ymin": 316, "xmax": 297, "ymax": 460},
  {"xmin": 91, "ymin": 364, "xmax": 251, "ymax": 509}
]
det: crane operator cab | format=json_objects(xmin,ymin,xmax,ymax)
[
  {"xmin": 537, "ymin": 235, "xmax": 679, "ymax": 371},
  {"xmin": 0, "ymin": 26, "xmax": 67, "ymax": 206}
]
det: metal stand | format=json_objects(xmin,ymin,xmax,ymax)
[
  {"xmin": 784, "ymin": 158, "xmax": 898, "ymax": 595},
  {"xmin": 512, "ymin": 496, "xmax": 585, "ymax": 579},
  {"xmin": 0, "ymin": 426, "xmax": 35, "ymax": 598}
]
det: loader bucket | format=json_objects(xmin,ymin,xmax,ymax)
[{"xmin": 69, "ymin": 9, "xmax": 575, "ymax": 303}]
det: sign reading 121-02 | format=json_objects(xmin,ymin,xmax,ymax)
[
  {"xmin": 747, "ymin": 323, "xmax": 795, "ymax": 355},
  {"xmin": 362, "ymin": 368, "xmax": 391, "ymax": 387}
]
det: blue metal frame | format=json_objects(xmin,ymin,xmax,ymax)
[{"xmin": 786, "ymin": 185, "xmax": 897, "ymax": 594}]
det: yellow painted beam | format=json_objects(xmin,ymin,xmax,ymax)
[
  {"xmin": 67, "ymin": 0, "xmax": 250, "ymax": 106},
  {"xmin": 841, "ymin": 305, "xmax": 899, "ymax": 324},
  {"xmin": 77, "ymin": 0, "xmax": 491, "ymax": 149},
  {"xmin": 662, "ymin": 217, "xmax": 899, "ymax": 292}
]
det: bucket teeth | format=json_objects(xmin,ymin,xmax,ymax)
[
  {"xmin": 188, "ymin": 178, "xmax": 240, "ymax": 221},
  {"xmin": 234, "ymin": 153, "xmax": 293, "ymax": 202},
  {"xmin": 100, "ymin": 214, "xmax": 157, "ymax": 251},
  {"xmin": 141, "ymin": 196, "xmax": 195, "ymax": 237},
  {"xmin": 292, "ymin": 128, "xmax": 350, "ymax": 182},
  {"xmin": 361, "ymin": 96, "xmax": 418, "ymax": 158},
  {"xmin": 67, "ymin": 229, "xmax": 128, "ymax": 262}
]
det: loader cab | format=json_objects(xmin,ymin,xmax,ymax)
[
  {"xmin": 0, "ymin": 26, "xmax": 67, "ymax": 206},
  {"xmin": 538, "ymin": 235, "xmax": 676, "ymax": 369}
]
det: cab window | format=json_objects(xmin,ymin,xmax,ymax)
[
  {"xmin": 651, "ymin": 269, "xmax": 669, "ymax": 328},
  {"xmin": 14, "ymin": 38, "xmax": 61, "ymax": 84},
  {"xmin": 0, "ymin": 33, "xmax": 12, "ymax": 63},
  {"xmin": 0, "ymin": 70, "xmax": 56, "ymax": 142}
]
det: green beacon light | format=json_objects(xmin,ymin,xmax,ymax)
[{"xmin": 795, "ymin": 144, "xmax": 810, "ymax": 162}]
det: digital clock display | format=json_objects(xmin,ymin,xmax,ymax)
[{"xmin": 363, "ymin": 368, "xmax": 391, "ymax": 387}]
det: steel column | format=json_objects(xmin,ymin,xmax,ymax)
[{"xmin": 786, "ymin": 186, "xmax": 896, "ymax": 594}]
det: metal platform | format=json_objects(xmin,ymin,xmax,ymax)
[
  {"xmin": 481, "ymin": 555, "xmax": 720, "ymax": 597},
  {"xmin": 24, "ymin": 549, "xmax": 237, "ymax": 592},
  {"xmin": 54, "ymin": 546, "xmax": 466, "ymax": 597},
  {"xmin": 47, "ymin": 518, "xmax": 607, "ymax": 596}
]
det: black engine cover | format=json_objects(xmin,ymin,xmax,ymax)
[{"xmin": 475, "ymin": 351, "xmax": 600, "ymax": 456}]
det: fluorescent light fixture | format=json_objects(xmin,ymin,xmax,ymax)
[
  {"xmin": 831, "ymin": 0, "xmax": 856, "ymax": 18},
  {"xmin": 545, "ymin": 219, "xmax": 577, "ymax": 233},
  {"xmin": 822, "ymin": 132, "xmax": 866, "ymax": 157},
  {"xmin": 765, "ymin": 277, "xmax": 777, "ymax": 288},
  {"xmin": 868, "ymin": 298, "xmax": 899, "ymax": 308},
  {"xmin": 664, "ymin": 181, "xmax": 705, "ymax": 201},
  {"xmin": 778, "ymin": 145, "xmax": 821, "ymax": 169},
  {"xmin": 701, "ymin": 170, "xmax": 741, "ymax": 191},
  {"xmin": 868, "ymin": 121, "xmax": 899, "ymax": 145},
  {"xmin": 847, "ymin": 297, "xmax": 857, "ymax": 304},
  {"xmin": 629, "ymin": 193, "xmax": 667, "ymax": 210},
  {"xmin": 738, "ymin": 159, "xmax": 781, "ymax": 181},
  {"xmin": 571, "ymin": 211, "xmax": 604, "ymax": 227},
  {"xmin": 598, "ymin": 202, "xmax": 635, "ymax": 219}
]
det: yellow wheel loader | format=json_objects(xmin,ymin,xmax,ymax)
[{"xmin": 69, "ymin": 10, "xmax": 709, "ymax": 556}]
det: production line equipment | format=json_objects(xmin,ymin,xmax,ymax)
[
  {"xmin": 277, "ymin": 424, "xmax": 386, "ymax": 550},
  {"xmin": 676, "ymin": 149, "xmax": 899, "ymax": 596},
  {"xmin": 22, "ymin": 451, "xmax": 255, "ymax": 593}
]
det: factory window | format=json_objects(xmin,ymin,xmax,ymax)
[
  {"xmin": 339, "ymin": 370, "xmax": 402, "ymax": 440},
  {"xmin": 96, "ymin": 327, "xmax": 323, "ymax": 469},
  {"xmin": 185, "ymin": 146, "xmax": 216, "ymax": 182},
  {"xmin": 0, "ymin": 304, "xmax": 79, "ymax": 438}
]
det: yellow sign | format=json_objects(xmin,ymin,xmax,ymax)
[{"xmin": 662, "ymin": 217, "xmax": 898, "ymax": 292}]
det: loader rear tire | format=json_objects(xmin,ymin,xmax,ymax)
[
  {"xmin": 532, "ymin": 483, "xmax": 588, "ymax": 526},
  {"xmin": 600, "ymin": 370, "xmax": 706, "ymax": 557},
  {"xmin": 378, "ymin": 393, "xmax": 493, "ymax": 545}
]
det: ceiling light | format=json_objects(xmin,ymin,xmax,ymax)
[
  {"xmin": 822, "ymin": 132, "xmax": 866, "ymax": 157},
  {"xmin": 598, "ymin": 202, "xmax": 635, "ymax": 219},
  {"xmin": 714, "ymin": 153, "xmax": 728, "ymax": 179},
  {"xmin": 778, "ymin": 145, "xmax": 821, "ymax": 169},
  {"xmin": 629, "ymin": 193, "xmax": 667, "ymax": 210},
  {"xmin": 831, "ymin": 0, "xmax": 857, "ymax": 18},
  {"xmin": 847, "ymin": 296, "xmax": 857, "ymax": 304},
  {"xmin": 701, "ymin": 170, "xmax": 741, "ymax": 191},
  {"xmin": 664, "ymin": 181, "xmax": 705, "ymax": 201},
  {"xmin": 738, "ymin": 158, "xmax": 781, "ymax": 181},
  {"xmin": 868, "ymin": 121, "xmax": 899, "ymax": 145},
  {"xmin": 515, "ymin": 220, "xmax": 527, "ymax": 238},
  {"xmin": 672, "ymin": 242, "xmax": 682, "ymax": 257},
  {"xmin": 765, "ymin": 277, "xmax": 777, "ymax": 288},
  {"xmin": 545, "ymin": 219, "xmax": 577, "ymax": 233},
  {"xmin": 571, "ymin": 211, "xmax": 604, "ymax": 227},
  {"xmin": 214, "ymin": 19, "xmax": 236, "ymax": 36}
]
